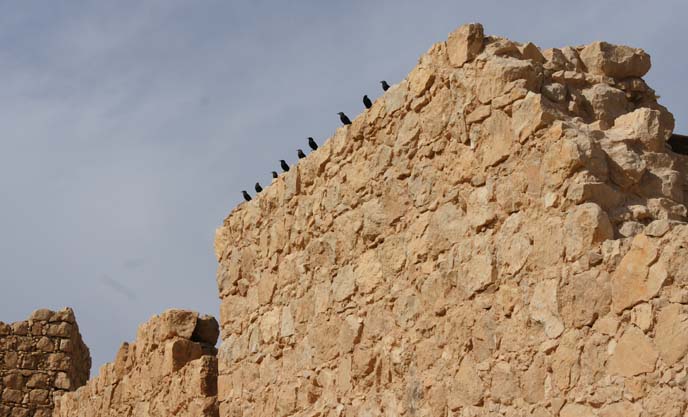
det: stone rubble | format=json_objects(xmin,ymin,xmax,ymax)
[
  {"xmin": 214, "ymin": 23, "xmax": 688, "ymax": 417},
  {"xmin": 53, "ymin": 309, "xmax": 219, "ymax": 417}
]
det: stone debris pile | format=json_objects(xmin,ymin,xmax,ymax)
[{"xmin": 53, "ymin": 309, "xmax": 219, "ymax": 417}]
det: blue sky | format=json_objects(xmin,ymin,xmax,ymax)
[{"xmin": 0, "ymin": 1, "xmax": 686, "ymax": 371}]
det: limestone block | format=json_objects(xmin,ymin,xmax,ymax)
[
  {"xmin": 611, "ymin": 234, "xmax": 664, "ymax": 313},
  {"xmin": 582, "ymin": 83, "xmax": 630, "ymax": 125},
  {"xmin": 653, "ymin": 303, "xmax": 688, "ymax": 365},
  {"xmin": 530, "ymin": 280, "xmax": 564, "ymax": 338},
  {"xmin": 579, "ymin": 41, "xmax": 651, "ymax": 78},
  {"xmin": 446, "ymin": 23, "xmax": 484, "ymax": 67},
  {"xmin": 608, "ymin": 326, "xmax": 658, "ymax": 377},
  {"xmin": 564, "ymin": 203, "xmax": 613, "ymax": 261},
  {"xmin": 512, "ymin": 92, "xmax": 557, "ymax": 142}
]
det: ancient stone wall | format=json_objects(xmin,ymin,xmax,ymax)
[
  {"xmin": 214, "ymin": 23, "xmax": 688, "ymax": 416},
  {"xmin": 53, "ymin": 309, "xmax": 219, "ymax": 417},
  {"xmin": 0, "ymin": 308, "xmax": 90, "ymax": 417}
]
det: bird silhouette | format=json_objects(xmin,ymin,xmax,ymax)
[
  {"xmin": 280, "ymin": 160, "xmax": 290, "ymax": 172},
  {"xmin": 338, "ymin": 112, "xmax": 352, "ymax": 125},
  {"xmin": 272, "ymin": 171, "xmax": 279, "ymax": 179},
  {"xmin": 668, "ymin": 133, "xmax": 688, "ymax": 155},
  {"xmin": 297, "ymin": 149, "xmax": 306, "ymax": 159},
  {"xmin": 363, "ymin": 95, "xmax": 372, "ymax": 109},
  {"xmin": 242, "ymin": 191, "xmax": 252, "ymax": 201},
  {"xmin": 255, "ymin": 182, "xmax": 263, "ymax": 193},
  {"xmin": 380, "ymin": 80, "xmax": 390, "ymax": 91},
  {"xmin": 308, "ymin": 137, "xmax": 318, "ymax": 151}
]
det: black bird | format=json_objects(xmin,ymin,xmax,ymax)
[
  {"xmin": 272, "ymin": 171, "xmax": 279, "ymax": 179},
  {"xmin": 380, "ymin": 80, "xmax": 390, "ymax": 91},
  {"xmin": 363, "ymin": 95, "xmax": 372, "ymax": 109},
  {"xmin": 308, "ymin": 137, "xmax": 318, "ymax": 151},
  {"xmin": 242, "ymin": 190, "xmax": 252, "ymax": 201},
  {"xmin": 255, "ymin": 182, "xmax": 263, "ymax": 193},
  {"xmin": 280, "ymin": 160, "xmax": 290, "ymax": 172},
  {"xmin": 668, "ymin": 133, "xmax": 688, "ymax": 155},
  {"xmin": 338, "ymin": 112, "xmax": 352, "ymax": 125},
  {"xmin": 297, "ymin": 149, "xmax": 307, "ymax": 159}
]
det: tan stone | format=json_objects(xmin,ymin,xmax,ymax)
[
  {"xmin": 530, "ymin": 280, "xmax": 564, "ymax": 338},
  {"xmin": 476, "ymin": 57, "xmax": 539, "ymax": 104},
  {"xmin": 582, "ymin": 83, "xmax": 630, "ymax": 125},
  {"xmin": 558, "ymin": 270, "xmax": 611, "ymax": 329},
  {"xmin": 408, "ymin": 66, "xmax": 435, "ymax": 97},
  {"xmin": 564, "ymin": 203, "xmax": 613, "ymax": 261},
  {"xmin": 560, "ymin": 403, "xmax": 594, "ymax": 417},
  {"xmin": 599, "ymin": 401, "xmax": 642, "ymax": 417},
  {"xmin": 601, "ymin": 141, "xmax": 646, "ymax": 188},
  {"xmin": 630, "ymin": 303, "xmax": 653, "ymax": 331},
  {"xmin": 579, "ymin": 41, "xmax": 651, "ymax": 78},
  {"xmin": 608, "ymin": 326, "xmax": 658, "ymax": 377},
  {"xmin": 332, "ymin": 265, "xmax": 356, "ymax": 302},
  {"xmin": 446, "ymin": 23, "xmax": 484, "ymax": 67},
  {"xmin": 611, "ymin": 234, "xmax": 663, "ymax": 313},
  {"xmin": 653, "ymin": 303, "xmax": 688, "ymax": 365},
  {"xmin": 512, "ymin": 92, "xmax": 557, "ymax": 142},
  {"xmin": 522, "ymin": 353, "xmax": 546, "ymax": 404},
  {"xmin": 519, "ymin": 42, "xmax": 545, "ymax": 63},
  {"xmin": 609, "ymin": 108, "xmax": 673, "ymax": 152},
  {"xmin": 478, "ymin": 109, "xmax": 514, "ymax": 166},
  {"xmin": 158, "ymin": 309, "xmax": 199, "ymax": 341},
  {"xmin": 451, "ymin": 355, "xmax": 484, "ymax": 407}
]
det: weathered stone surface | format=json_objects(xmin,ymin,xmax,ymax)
[
  {"xmin": 653, "ymin": 303, "xmax": 688, "ymax": 365},
  {"xmin": 599, "ymin": 401, "xmax": 642, "ymax": 417},
  {"xmin": 452, "ymin": 355, "xmax": 484, "ymax": 407},
  {"xmin": 608, "ymin": 326, "xmax": 658, "ymax": 377},
  {"xmin": 0, "ymin": 308, "xmax": 90, "ymax": 417},
  {"xmin": 611, "ymin": 234, "xmax": 664, "ymax": 312},
  {"xmin": 582, "ymin": 83, "xmax": 630, "ymax": 125},
  {"xmin": 579, "ymin": 41, "xmax": 651, "ymax": 78},
  {"xmin": 446, "ymin": 23, "xmax": 484, "ymax": 67},
  {"xmin": 559, "ymin": 270, "xmax": 611, "ymax": 328},
  {"xmin": 564, "ymin": 203, "xmax": 613, "ymax": 260},
  {"xmin": 54, "ymin": 310, "xmax": 218, "ymax": 417},
  {"xmin": 158, "ymin": 309, "xmax": 199, "ymax": 341},
  {"xmin": 512, "ymin": 92, "xmax": 557, "ymax": 142},
  {"xmin": 204, "ymin": 22, "xmax": 688, "ymax": 417},
  {"xmin": 479, "ymin": 109, "xmax": 514, "ymax": 166},
  {"xmin": 530, "ymin": 280, "xmax": 564, "ymax": 338},
  {"xmin": 609, "ymin": 108, "xmax": 672, "ymax": 152}
]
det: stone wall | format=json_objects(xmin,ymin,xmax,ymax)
[
  {"xmin": 0, "ymin": 308, "xmax": 90, "ymax": 417},
  {"xmin": 214, "ymin": 23, "xmax": 688, "ymax": 416},
  {"xmin": 53, "ymin": 309, "xmax": 219, "ymax": 417}
]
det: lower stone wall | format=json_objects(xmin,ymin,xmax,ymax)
[
  {"xmin": 0, "ymin": 308, "xmax": 91, "ymax": 417},
  {"xmin": 53, "ymin": 309, "xmax": 219, "ymax": 417}
]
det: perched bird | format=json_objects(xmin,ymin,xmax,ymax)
[
  {"xmin": 255, "ymin": 182, "xmax": 263, "ymax": 193},
  {"xmin": 308, "ymin": 137, "xmax": 318, "ymax": 151},
  {"xmin": 363, "ymin": 95, "xmax": 372, "ymax": 109},
  {"xmin": 242, "ymin": 190, "xmax": 252, "ymax": 201},
  {"xmin": 280, "ymin": 160, "xmax": 290, "ymax": 172},
  {"xmin": 272, "ymin": 171, "xmax": 279, "ymax": 179},
  {"xmin": 338, "ymin": 112, "xmax": 352, "ymax": 125},
  {"xmin": 668, "ymin": 133, "xmax": 688, "ymax": 155},
  {"xmin": 380, "ymin": 80, "xmax": 390, "ymax": 91},
  {"xmin": 297, "ymin": 149, "xmax": 307, "ymax": 159}
]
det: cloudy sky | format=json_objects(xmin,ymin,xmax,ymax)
[{"xmin": 1, "ymin": 1, "xmax": 686, "ymax": 371}]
